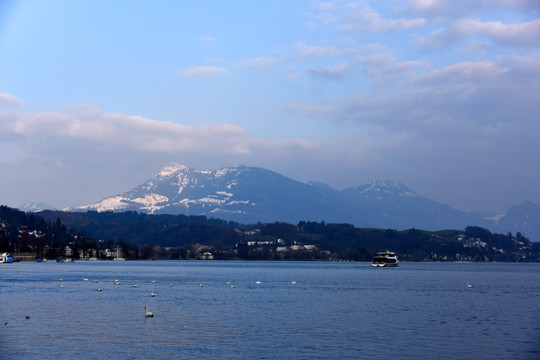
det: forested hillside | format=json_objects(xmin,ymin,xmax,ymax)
[{"xmin": 34, "ymin": 209, "xmax": 539, "ymax": 262}]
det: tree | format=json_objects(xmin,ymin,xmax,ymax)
[
  {"xmin": 19, "ymin": 231, "xmax": 30, "ymax": 252},
  {"xmin": 140, "ymin": 244, "xmax": 152, "ymax": 259},
  {"xmin": 0, "ymin": 230, "xmax": 9, "ymax": 252}
]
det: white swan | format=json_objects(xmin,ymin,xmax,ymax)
[
  {"xmin": 145, "ymin": 306, "xmax": 154, "ymax": 317},
  {"xmin": 151, "ymin": 290, "xmax": 156, "ymax": 297},
  {"xmin": 466, "ymin": 283, "xmax": 473, "ymax": 288}
]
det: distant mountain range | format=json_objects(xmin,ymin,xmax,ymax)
[{"xmin": 57, "ymin": 163, "xmax": 540, "ymax": 241}]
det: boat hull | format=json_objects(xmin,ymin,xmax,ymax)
[
  {"xmin": 372, "ymin": 251, "xmax": 399, "ymax": 267},
  {"xmin": 371, "ymin": 262, "xmax": 399, "ymax": 267}
]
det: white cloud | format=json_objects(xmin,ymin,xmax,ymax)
[
  {"xmin": 492, "ymin": 0, "xmax": 540, "ymax": 10},
  {"xmin": 345, "ymin": 57, "xmax": 540, "ymax": 139},
  {"xmin": 0, "ymin": 106, "xmax": 250, "ymax": 154},
  {"xmin": 417, "ymin": 13, "xmax": 540, "ymax": 49},
  {"xmin": 403, "ymin": 0, "xmax": 540, "ymax": 17},
  {"xmin": 240, "ymin": 56, "xmax": 281, "ymax": 69},
  {"xmin": 400, "ymin": 0, "xmax": 481, "ymax": 18},
  {"xmin": 417, "ymin": 61, "xmax": 506, "ymax": 84},
  {"xmin": 416, "ymin": 27, "xmax": 463, "ymax": 49},
  {"xmin": 293, "ymin": 42, "xmax": 341, "ymax": 59},
  {"xmin": 342, "ymin": 7, "xmax": 426, "ymax": 32},
  {"xmin": 285, "ymin": 102, "xmax": 339, "ymax": 119},
  {"xmin": 457, "ymin": 18, "xmax": 540, "ymax": 47},
  {"xmin": 181, "ymin": 65, "xmax": 228, "ymax": 77},
  {"xmin": 0, "ymin": 104, "xmax": 338, "ymax": 162},
  {"xmin": 0, "ymin": 92, "xmax": 21, "ymax": 108},
  {"xmin": 306, "ymin": 62, "xmax": 351, "ymax": 80}
]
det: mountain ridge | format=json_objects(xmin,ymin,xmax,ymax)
[{"xmin": 64, "ymin": 162, "xmax": 540, "ymax": 241}]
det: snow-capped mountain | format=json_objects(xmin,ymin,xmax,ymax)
[
  {"xmin": 18, "ymin": 202, "xmax": 56, "ymax": 212},
  {"xmin": 64, "ymin": 163, "xmax": 539, "ymax": 239},
  {"xmin": 67, "ymin": 163, "xmax": 347, "ymax": 225}
]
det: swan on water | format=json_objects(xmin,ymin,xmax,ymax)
[
  {"xmin": 151, "ymin": 290, "xmax": 156, "ymax": 297},
  {"xmin": 145, "ymin": 306, "xmax": 154, "ymax": 317}
]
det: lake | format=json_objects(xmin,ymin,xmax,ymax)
[{"xmin": 1, "ymin": 261, "xmax": 539, "ymax": 359}]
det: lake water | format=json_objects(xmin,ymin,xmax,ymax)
[{"xmin": 1, "ymin": 261, "xmax": 539, "ymax": 359}]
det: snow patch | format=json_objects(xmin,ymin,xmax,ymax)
[
  {"xmin": 132, "ymin": 194, "xmax": 169, "ymax": 214},
  {"xmin": 76, "ymin": 196, "xmax": 130, "ymax": 212},
  {"xmin": 158, "ymin": 163, "xmax": 187, "ymax": 177},
  {"xmin": 226, "ymin": 181, "xmax": 238, "ymax": 189},
  {"xmin": 215, "ymin": 167, "xmax": 238, "ymax": 178},
  {"xmin": 487, "ymin": 213, "xmax": 507, "ymax": 222},
  {"xmin": 216, "ymin": 191, "xmax": 233, "ymax": 197},
  {"xmin": 209, "ymin": 208, "xmax": 243, "ymax": 214},
  {"xmin": 227, "ymin": 200, "xmax": 251, "ymax": 205}
]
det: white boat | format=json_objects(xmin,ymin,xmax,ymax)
[
  {"xmin": 1, "ymin": 253, "xmax": 14, "ymax": 263},
  {"xmin": 372, "ymin": 251, "xmax": 399, "ymax": 267}
]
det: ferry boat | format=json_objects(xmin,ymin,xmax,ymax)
[{"xmin": 372, "ymin": 251, "xmax": 399, "ymax": 267}]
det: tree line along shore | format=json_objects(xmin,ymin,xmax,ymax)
[{"xmin": 1, "ymin": 206, "xmax": 539, "ymax": 262}]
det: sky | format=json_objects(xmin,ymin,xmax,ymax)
[{"xmin": 0, "ymin": 0, "xmax": 539, "ymax": 213}]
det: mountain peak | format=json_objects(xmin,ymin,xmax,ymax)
[
  {"xmin": 344, "ymin": 180, "xmax": 420, "ymax": 198},
  {"xmin": 157, "ymin": 163, "xmax": 190, "ymax": 178}
]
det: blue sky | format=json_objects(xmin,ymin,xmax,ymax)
[{"xmin": 1, "ymin": 0, "xmax": 539, "ymax": 213}]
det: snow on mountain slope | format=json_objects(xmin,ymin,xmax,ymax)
[{"xmin": 66, "ymin": 164, "xmax": 260, "ymax": 217}]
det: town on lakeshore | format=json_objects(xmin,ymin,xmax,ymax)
[{"xmin": 1, "ymin": 205, "xmax": 539, "ymax": 263}]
